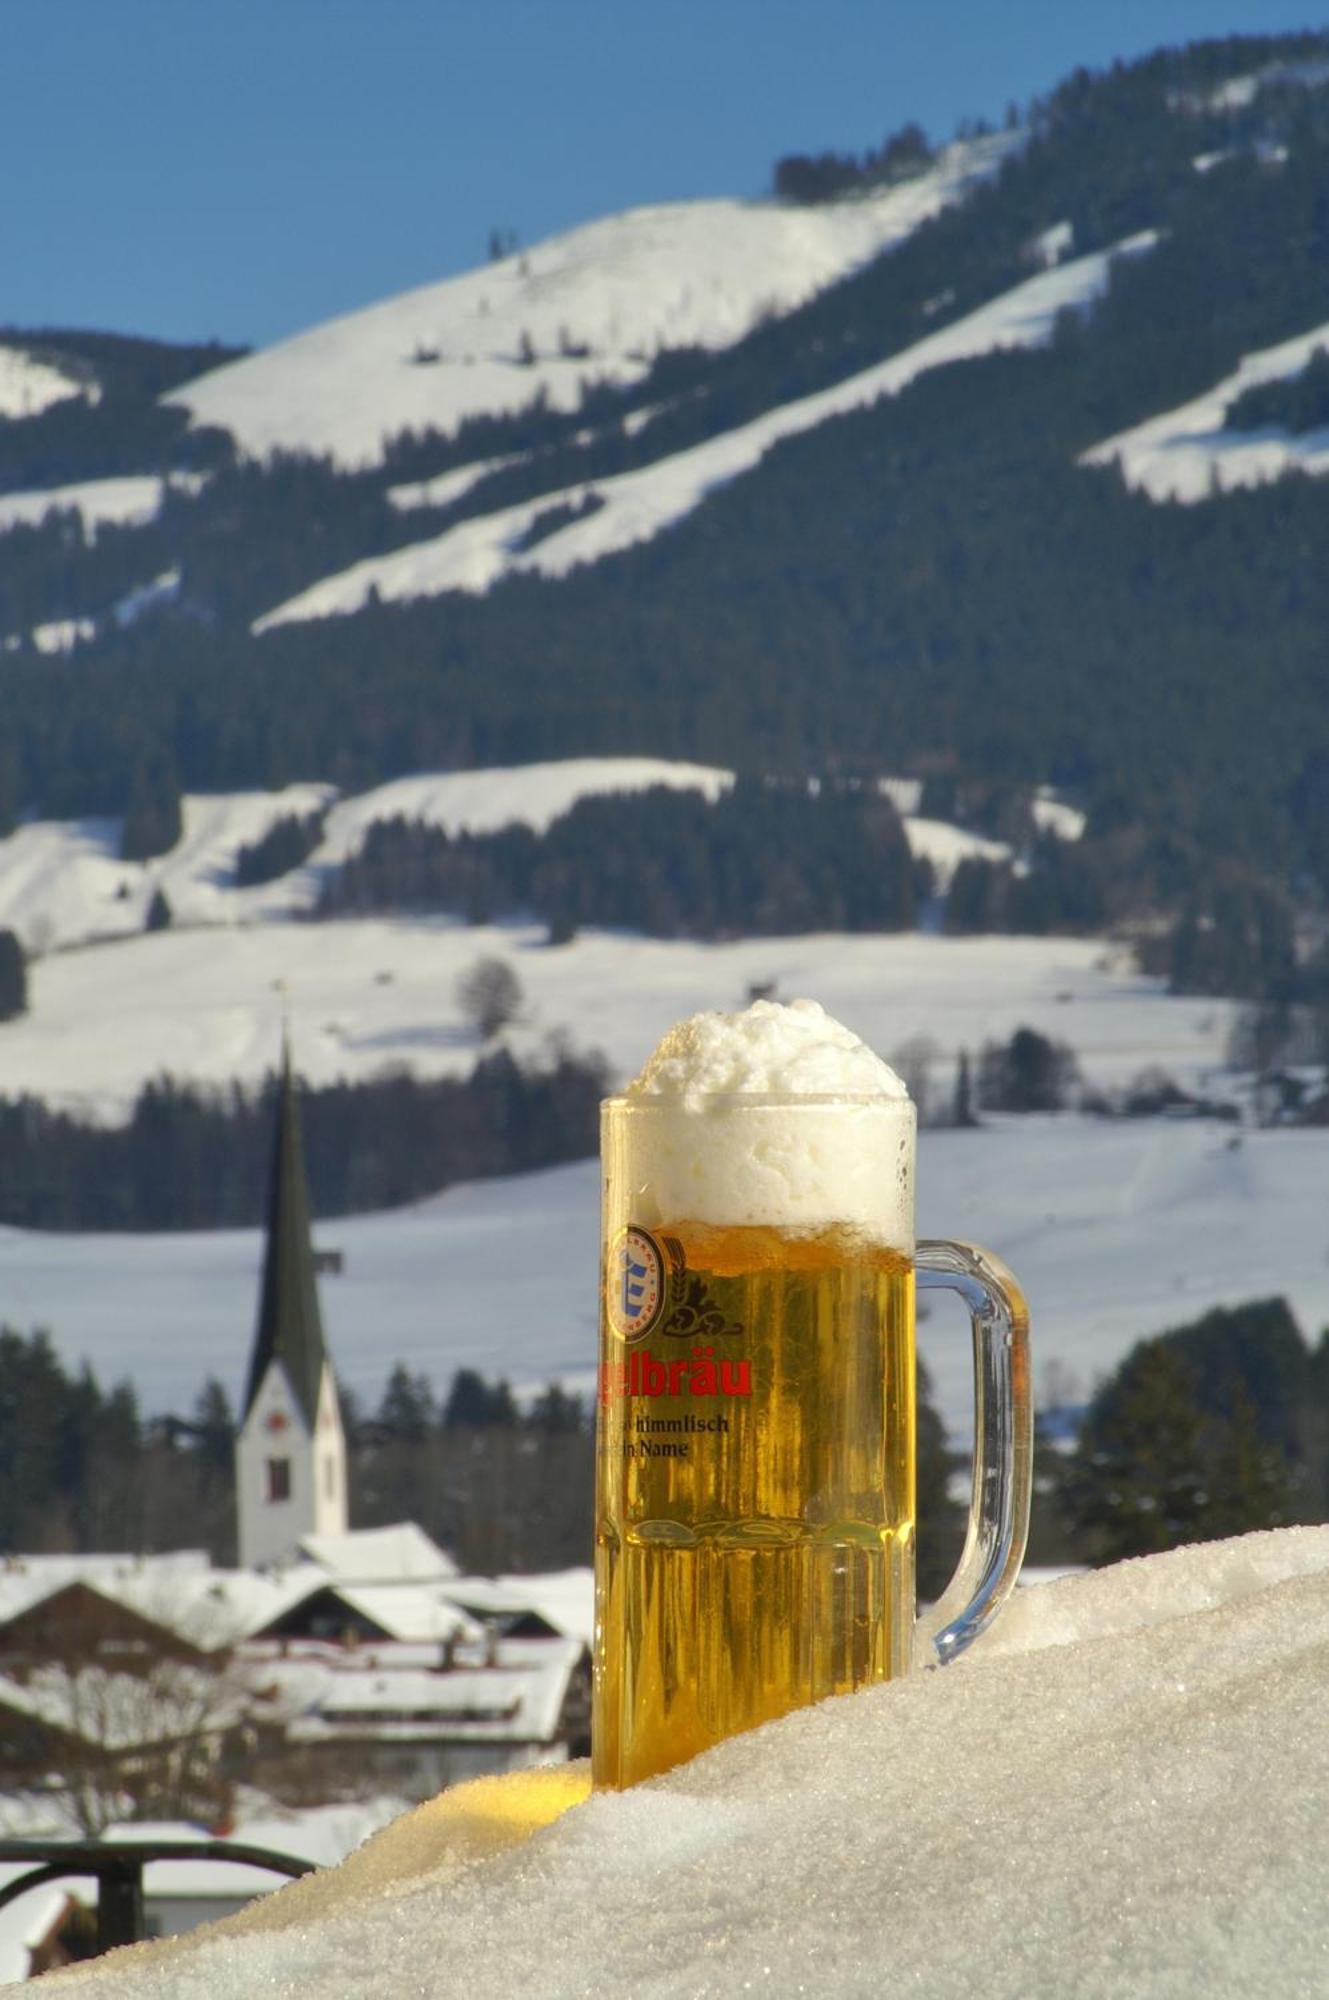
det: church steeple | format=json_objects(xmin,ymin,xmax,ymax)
[
  {"xmin": 236, "ymin": 1035, "xmax": 348, "ymax": 1569},
  {"xmin": 244, "ymin": 1040, "xmax": 329, "ymax": 1430}
]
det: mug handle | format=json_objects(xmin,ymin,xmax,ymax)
[{"xmin": 913, "ymin": 1239, "xmax": 1032, "ymax": 1666}]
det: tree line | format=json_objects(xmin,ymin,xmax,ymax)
[
  {"xmin": 322, "ymin": 778, "xmax": 922, "ymax": 938},
  {"xmin": 1039, "ymin": 1297, "xmax": 1329, "ymax": 1565},
  {"xmin": 2, "ymin": 1289, "xmax": 1324, "ymax": 1581},
  {"xmin": 0, "ymin": 1047, "xmax": 606, "ymax": 1231}
]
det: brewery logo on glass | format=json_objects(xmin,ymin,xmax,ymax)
[{"xmin": 607, "ymin": 1225, "xmax": 666, "ymax": 1341}]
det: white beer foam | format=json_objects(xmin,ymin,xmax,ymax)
[{"xmin": 617, "ymin": 999, "xmax": 914, "ymax": 1246}]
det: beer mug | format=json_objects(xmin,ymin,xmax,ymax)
[{"xmin": 593, "ymin": 1027, "xmax": 1031, "ymax": 1790}]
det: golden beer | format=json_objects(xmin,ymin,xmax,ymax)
[
  {"xmin": 593, "ymin": 1005, "xmax": 1031, "ymax": 1792},
  {"xmin": 594, "ymin": 1219, "xmax": 915, "ymax": 1789}
]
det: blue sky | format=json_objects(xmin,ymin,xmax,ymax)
[{"xmin": 5, "ymin": 0, "xmax": 1322, "ymax": 349}]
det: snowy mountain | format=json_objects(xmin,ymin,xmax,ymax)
[
  {"xmin": 166, "ymin": 138, "xmax": 1015, "ymax": 469},
  {"xmin": 1, "ymin": 33, "xmax": 1327, "ymax": 934},
  {"xmin": 254, "ymin": 230, "xmax": 1157, "ymax": 624}
]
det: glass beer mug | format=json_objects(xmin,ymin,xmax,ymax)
[{"xmin": 593, "ymin": 1007, "xmax": 1031, "ymax": 1791}]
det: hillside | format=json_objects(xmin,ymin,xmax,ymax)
[{"xmin": 2, "ymin": 34, "xmax": 1329, "ymax": 915}]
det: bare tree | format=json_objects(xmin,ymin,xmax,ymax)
[
  {"xmin": 0, "ymin": 1584, "xmax": 255, "ymax": 1834},
  {"xmin": 456, "ymin": 957, "xmax": 523, "ymax": 1041}
]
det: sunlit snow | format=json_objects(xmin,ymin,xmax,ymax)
[
  {"xmin": 43, "ymin": 1531, "xmax": 1329, "ymax": 1998},
  {"xmin": 167, "ymin": 138, "xmax": 1018, "ymax": 470},
  {"xmin": 6, "ymin": 1100, "xmax": 1328, "ymax": 1443},
  {"xmin": 254, "ymin": 233, "xmax": 1158, "ymax": 624},
  {"xmin": 0, "ymin": 475, "xmax": 170, "ymax": 537},
  {"xmin": 1083, "ymin": 320, "xmax": 1329, "ymax": 501},
  {"xmin": 0, "ymin": 343, "xmax": 94, "ymax": 421},
  {"xmin": 0, "ymin": 762, "xmax": 1067, "ymax": 956}
]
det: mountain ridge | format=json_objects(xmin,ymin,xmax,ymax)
[{"xmin": 2, "ymin": 30, "xmax": 1329, "ymax": 930}]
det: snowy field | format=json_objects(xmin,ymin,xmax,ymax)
[
  {"xmin": 0, "ymin": 918, "xmax": 1225, "ymax": 1122},
  {"xmin": 5, "ymin": 1112, "xmax": 1327, "ymax": 1441},
  {"xmin": 0, "ymin": 755, "xmax": 1317, "ymax": 1434},
  {"xmin": 46, "ymin": 1528, "xmax": 1329, "ymax": 1998}
]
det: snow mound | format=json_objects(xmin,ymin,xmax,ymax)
[{"xmin": 53, "ymin": 1530, "xmax": 1329, "ymax": 1997}]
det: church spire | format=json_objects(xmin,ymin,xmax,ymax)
[
  {"xmin": 243, "ymin": 1036, "xmax": 328, "ymax": 1428},
  {"xmin": 236, "ymin": 1031, "xmax": 348, "ymax": 1569}
]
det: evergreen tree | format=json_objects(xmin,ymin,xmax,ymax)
[
  {"xmin": 376, "ymin": 1364, "xmax": 435, "ymax": 1444},
  {"xmin": 1061, "ymin": 1297, "xmax": 1314, "ymax": 1562},
  {"xmin": 916, "ymin": 1360, "xmax": 964, "ymax": 1601},
  {"xmin": 0, "ymin": 930, "xmax": 27, "ymax": 1021},
  {"xmin": 978, "ymin": 1027, "xmax": 1079, "ymax": 1112},
  {"xmin": 952, "ymin": 1050, "xmax": 978, "ymax": 1128},
  {"xmin": 1061, "ymin": 1343, "xmax": 1213, "ymax": 1561},
  {"xmin": 442, "ymin": 1368, "xmax": 517, "ymax": 1428},
  {"xmin": 145, "ymin": 887, "xmax": 172, "ymax": 932},
  {"xmin": 0, "ymin": 745, "xmax": 18, "ymax": 839},
  {"xmin": 121, "ymin": 748, "xmax": 183, "ymax": 863}
]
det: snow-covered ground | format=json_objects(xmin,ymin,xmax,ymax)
[
  {"xmin": 0, "ymin": 752, "xmax": 1296, "ymax": 1433},
  {"xmin": 1083, "ymin": 318, "xmax": 1329, "ymax": 500},
  {"xmin": 253, "ymin": 232, "xmax": 1157, "ymax": 624},
  {"xmin": 6, "ymin": 1109, "xmax": 1327, "ymax": 1442},
  {"xmin": 0, "ymin": 760, "xmax": 1057, "ymax": 957},
  {"xmin": 0, "ymin": 474, "xmax": 182, "ymax": 537},
  {"xmin": 167, "ymin": 138, "xmax": 1017, "ymax": 470},
  {"xmin": 0, "ymin": 916, "xmax": 1226, "ymax": 1122},
  {"xmin": 0, "ymin": 342, "xmax": 94, "ymax": 421},
  {"xmin": 42, "ymin": 1529, "xmax": 1329, "ymax": 1998}
]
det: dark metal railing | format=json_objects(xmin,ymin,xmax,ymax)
[{"xmin": 0, "ymin": 1838, "xmax": 314, "ymax": 1958}]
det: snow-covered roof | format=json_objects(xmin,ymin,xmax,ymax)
[
  {"xmin": 0, "ymin": 1872, "xmax": 88, "ymax": 1988},
  {"xmin": 305, "ymin": 1583, "xmax": 480, "ymax": 1645},
  {"xmin": 300, "ymin": 1524, "xmax": 459, "ymax": 1584},
  {"xmin": 442, "ymin": 1571, "xmax": 592, "ymax": 1645},
  {"xmin": 286, "ymin": 1635, "xmax": 584, "ymax": 1746}
]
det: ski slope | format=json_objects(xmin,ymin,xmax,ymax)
[
  {"xmin": 254, "ymin": 232, "xmax": 1157, "ymax": 624},
  {"xmin": 1083, "ymin": 318, "xmax": 1329, "ymax": 501},
  {"xmin": 167, "ymin": 138, "xmax": 1017, "ymax": 470}
]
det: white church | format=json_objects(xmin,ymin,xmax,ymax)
[{"xmin": 234, "ymin": 1041, "xmax": 348, "ymax": 1570}]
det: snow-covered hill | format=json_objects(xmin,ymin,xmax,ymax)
[
  {"xmin": 0, "ymin": 760, "xmax": 733, "ymax": 954},
  {"xmin": 166, "ymin": 138, "xmax": 1016, "ymax": 470},
  {"xmin": 1084, "ymin": 316, "xmax": 1329, "ymax": 500},
  {"xmin": 254, "ymin": 231, "xmax": 1156, "ymax": 624},
  {"xmin": 0, "ymin": 343, "xmax": 94, "ymax": 421},
  {"xmin": 0, "ymin": 758, "xmax": 1026, "ymax": 959}
]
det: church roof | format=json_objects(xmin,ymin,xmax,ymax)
[{"xmin": 243, "ymin": 1046, "xmax": 330, "ymax": 1428}]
